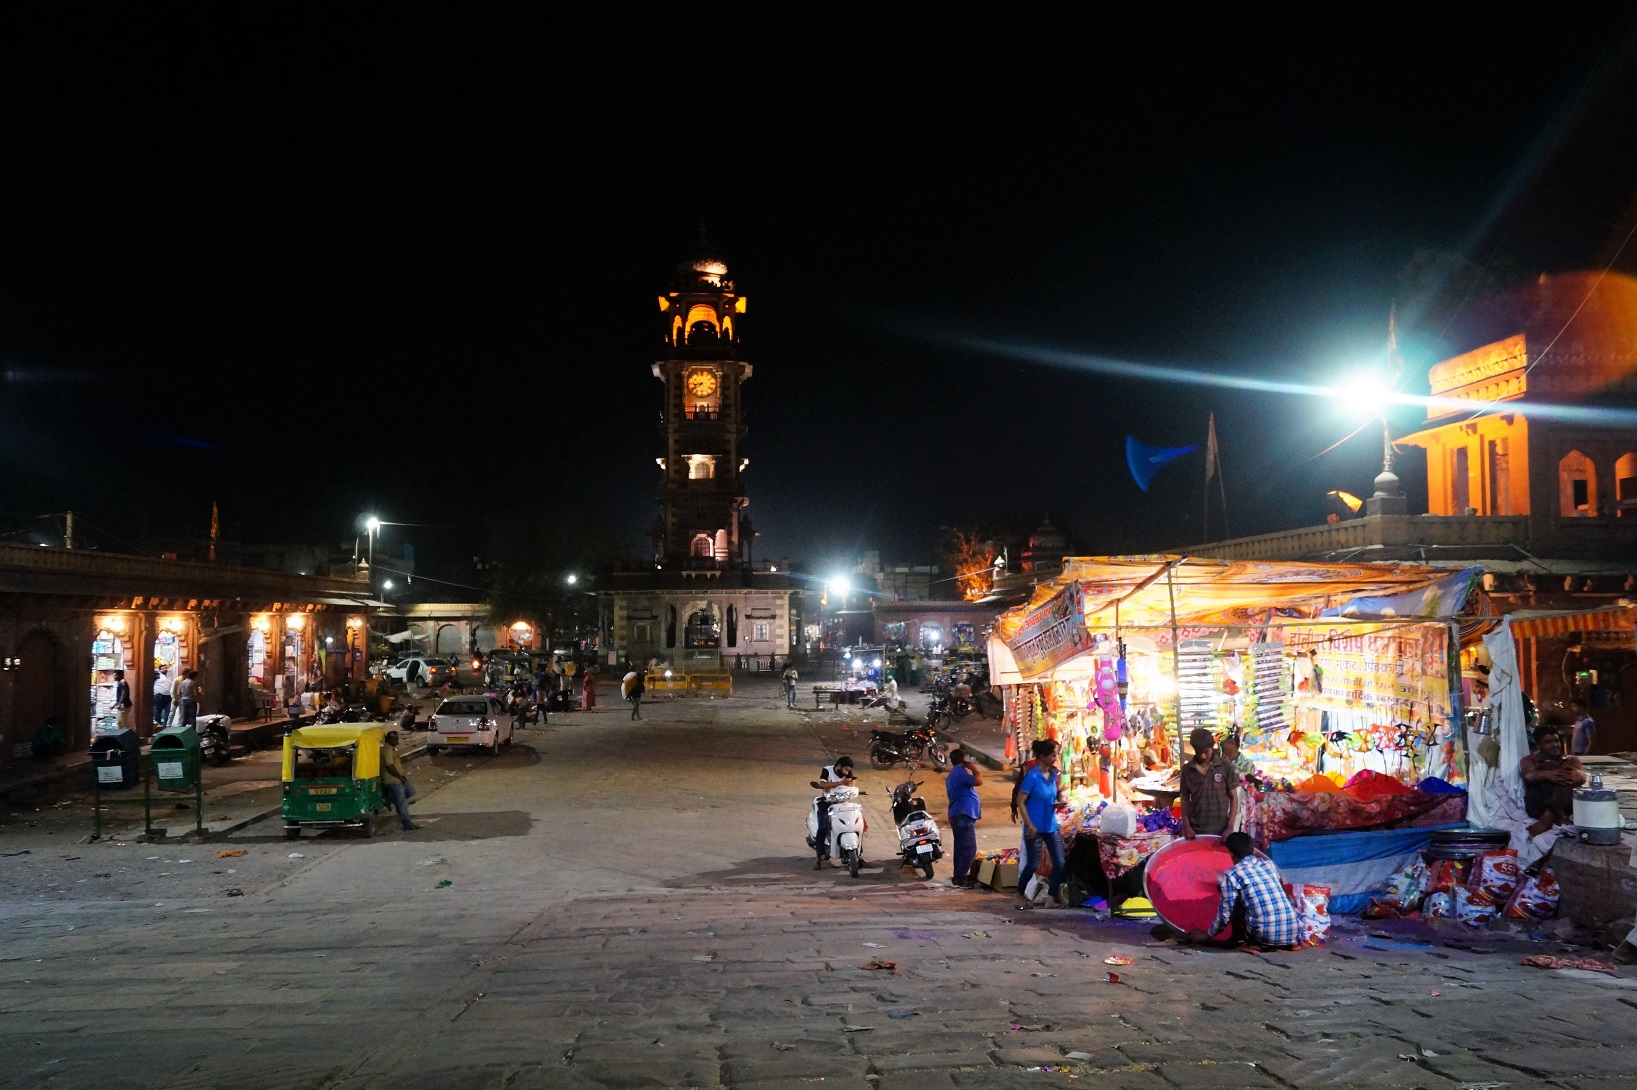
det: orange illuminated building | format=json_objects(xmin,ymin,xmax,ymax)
[{"xmin": 1399, "ymin": 271, "xmax": 1637, "ymax": 536}]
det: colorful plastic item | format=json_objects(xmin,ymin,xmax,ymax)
[{"xmin": 1141, "ymin": 835, "xmax": 1260, "ymax": 938}]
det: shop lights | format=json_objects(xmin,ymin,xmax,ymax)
[
  {"xmin": 162, "ymin": 617, "xmax": 186, "ymax": 633},
  {"xmin": 346, "ymin": 616, "xmax": 365, "ymax": 629},
  {"xmin": 98, "ymin": 615, "xmax": 126, "ymax": 633},
  {"xmin": 252, "ymin": 616, "xmax": 273, "ymax": 633},
  {"xmin": 285, "ymin": 615, "xmax": 306, "ymax": 630}
]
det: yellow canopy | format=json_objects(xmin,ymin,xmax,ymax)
[
  {"xmin": 280, "ymin": 723, "xmax": 389, "ymax": 780},
  {"xmin": 996, "ymin": 556, "xmax": 1463, "ymax": 680}
]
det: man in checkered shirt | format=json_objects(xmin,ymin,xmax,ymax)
[{"xmin": 1186, "ymin": 832, "xmax": 1300, "ymax": 949}]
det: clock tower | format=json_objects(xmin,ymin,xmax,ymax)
[{"xmin": 651, "ymin": 237, "xmax": 752, "ymax": 567}]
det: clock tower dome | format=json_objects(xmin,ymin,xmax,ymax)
[{"xmin": 651, "ymin": 235, "xmax": 752, "ymax": 566}]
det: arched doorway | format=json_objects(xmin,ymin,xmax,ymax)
[
  {"xmin": 684, "ymin": 605, "xmax": 721, "ymax": 661},
  {"xmin": 435, "ymin": 623, "xmax": 463, "ymax": 657},
  {"xmin": 13, "ymin": 631, "xmax": 63, "ymax": 752}
]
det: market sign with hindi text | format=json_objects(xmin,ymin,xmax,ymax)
[{"xmin": 1006, "ymin": 581, "xmax": 1094, "ymax": 679}]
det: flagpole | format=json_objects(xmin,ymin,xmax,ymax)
[
  {"xmin": 1216, "ymin": 423, "xmax": 1230, "ymax": 539},
  {"xmin": 1204, "ymin": 413, "xmax": 1217, "ymax": 542}
]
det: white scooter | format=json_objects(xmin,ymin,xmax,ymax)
[
  {"xmin": 890, "ymin": 770, "xmax": 943, "ymax": 880},
  {"xmin": 806, "ymin": 783, "xmax": 868, "ymax": 878}
]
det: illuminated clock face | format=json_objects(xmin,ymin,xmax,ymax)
[{"xmin": 686, "ymin": 370, "xmax": 719, "ymax": 398}]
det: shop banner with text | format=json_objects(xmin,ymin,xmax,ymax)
[{"xmin": 1007, "ymin": 582, "xmax": 1093, "ymax": 679}]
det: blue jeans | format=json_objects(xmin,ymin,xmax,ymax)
[
  {"xmin": 384, "ymin": 781, "xmax": 416, "ymax": 828},
  {"xmin": 785, "ymin": 683, "xmax": 797, "ymax": 708},
  {"xmin": 1018, "ymin": 829, "xmax": 1065, "ymax": 900},
  {"xmin": 950, "ymin": 814, "xmax": 978, "ymax": 884},
  {"xmin": 153, "ymin": 694, "xmax": 172, "ymax": 727},
  {"xmin": 179, "ymin": 699, "xmax": 198, "ymax": 727}
]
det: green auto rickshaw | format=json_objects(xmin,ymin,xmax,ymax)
[{"xmin": 281, "ymin": 723, "xmax": 390, "ymax": 839}]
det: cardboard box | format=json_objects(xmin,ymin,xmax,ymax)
[
  {"xmin": 993, "ymin": 861, "xmax": 1020, "ymax": 891},
  {"xmin": 976, "ymin": 857, "xmax": 997, "ymax": 888}
]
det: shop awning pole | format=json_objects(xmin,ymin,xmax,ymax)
[
  {"xmin": 1165, "ymin": 561, "xmax": 1184, "ymax": 770},
  {"xmin": 1112, "ymin": 601, "xmax": 1120, "ymax": 804}
]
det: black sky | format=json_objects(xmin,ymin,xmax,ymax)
[{"xmin": 3, "ymin": 10, "xmax": 1637, "ymax": 580}]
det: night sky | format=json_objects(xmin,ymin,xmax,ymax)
[{"xmin": 4, "ymin": 10, "xmax": 1637, "ymax": 582}]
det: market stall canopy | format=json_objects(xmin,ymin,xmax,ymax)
[
  {"xmin": 1505, "ymin": 605, "xmax": 1637, "ymax": 640},
  {"xmin": 995, "ymin": 556, "xmax": 1467, "ymax": 681}
]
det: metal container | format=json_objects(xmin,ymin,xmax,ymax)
[{"xmin": 1573, "ymin": 775, "xmax": 1623, "ymax": 846}]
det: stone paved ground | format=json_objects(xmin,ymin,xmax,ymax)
[{"xmin": 3, "ymin": 676, "xmax": 1636, "ymax": 1089}]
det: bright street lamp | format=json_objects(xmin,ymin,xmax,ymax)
[
  {"xmin": 827, "ymin": 575, "xmax": 850, "ymax": 597},
  {"xmin": 1337, "ymin": 371, "xmax": 1401, "ymax": 506},
  {"xmin": 565, "ymin": 573, "xmax": 578, "ymax": 586},
  {"xmin": 361, "ymin": 515, "xmax": 382, "ymax": 568},
  {"xmin": 382, "ymin": 579, "xmax": 393, "ymax": 590}
]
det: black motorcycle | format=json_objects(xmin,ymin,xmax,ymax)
[
  {"xmin": 869, "ymin": 726, "xmax": 949, "ymax": 771},
  {"xmin": 199, "ymin": 717, "xmax": 233, "ymax": 766}
]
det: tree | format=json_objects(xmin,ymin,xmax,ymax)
[{"xmin": 943, "ymin": 528, "xmax": 999, "ymax": 601}]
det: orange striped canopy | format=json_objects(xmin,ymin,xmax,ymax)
[{"xmin": 1507, "ymin": 606, "xmax": 1637, "ymax": 639}]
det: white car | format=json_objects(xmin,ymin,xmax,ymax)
[
  {"xmin": 426, "ymin": 695, "xmax": 513, "ymax": 755},
  {"xmin": 383, "ymin": 656, "xmax": 454, "ymax": 688}
]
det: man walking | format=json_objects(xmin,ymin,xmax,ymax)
[
  {"xmin": 622, "ymin": 666, "xmax": 644, "ymax": 720},
  {"xmin": 380, "ymin": 729, "xmax": 419, "ymax": 831},
  {"xmin": 152, "ymin": 668, "xmax": 173, "ymax": 729},
  {"xmin": 1015, "ymin": 739, "xmax": 1066, "ymax": 908},
  {"xmin": 1571, "ymin": 698, "xmax": 1597, "ymax": 756},
  {"xmin": 946, "ymin": 746, "xmax": 982, "ymax": 888}
]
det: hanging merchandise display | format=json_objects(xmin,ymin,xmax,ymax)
[{"xmin": 989, "ymin": 557, "xmax": 1482, "ymax": 922}]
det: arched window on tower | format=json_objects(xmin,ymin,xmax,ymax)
[
  {"xmin": 685, "ymin": 304, "xmax": 719, "ymax": 345},
  {"xmin": 686, "ymin": 455, "xmax": 716, "ymax": 480},
  {"xmin": 1616, "ymin": 452, "xmax": 1637, "ymax": 518},
  {"xmin": 690, "ymin": 533, "xmax": 714, "ymax": 558},
  {"xmin": 1558, "ymin": 450, "xmax": 1598, "ymax": 517}
]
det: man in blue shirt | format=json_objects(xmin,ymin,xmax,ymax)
[
  {"xmin": 1186, "ymin": 832, "xmax": 1300, "ymax": 950},
  {"xmin": 945, "ymin": 747, "xmax": 983, "ymax": 888},
  {"xmin": 1571, "ymin": 699, "xmax": 1597, "ymax": 756},
  {"xmin": 1015, "ymin": 740, "xmax": 1066, "ymax": 908}
]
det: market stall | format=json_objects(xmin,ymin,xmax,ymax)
[{"xmin": 991, "ymin": 557, "xmax": 1484, "ymax": 913}]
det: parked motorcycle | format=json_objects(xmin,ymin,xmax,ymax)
[
  {"xmin": 932, "ymin": 675, "xmax": 977, "ymax": 719},
  {"xmin": 198, "ymin": 716, "xmax": 233, "ymax": 766},
  {"xmin": 806, "ymin": 783, "xmax": 868, "ymax": 878},
  {"xmin": 890, "ymin": 769, "xmax": 944, "ymax": 879},
  {"xmin": 869, "ymin": 726, "xmax": 949, "ymax": 771}
]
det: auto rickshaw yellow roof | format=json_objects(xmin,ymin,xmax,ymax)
[{"xmin": 285, "ymin": 724, "xmax": 391, "ymax": 749}]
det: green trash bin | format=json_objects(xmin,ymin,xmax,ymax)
[{"xmin": 149, "ymin": 723, "xmax": 201, "ymax": 792}]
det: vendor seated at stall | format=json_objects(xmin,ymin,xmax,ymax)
[
  {"xmin": 1180, "ymin": 728, "xmax": 1240, "ymax": 840},
  {"xmin": 1220, "ymin": 732, "xmax": 1254, "ymax": 779},
  {"xmin": 1183, "ymin": 831, "xmax": 1300, "ymax": 951},
  {"xmin": 1521, "ymin": 723, "xmax": 1587, "ymax": 836}
]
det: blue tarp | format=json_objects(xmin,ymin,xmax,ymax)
[
  {"xmin": 1320, "ymin": 567, "xmax": 1480, "ymax": 620},
  {"xmin": 1268, "ymin": 824, "xmax": 1464, "ymax": 915}
]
